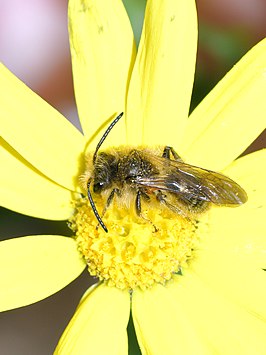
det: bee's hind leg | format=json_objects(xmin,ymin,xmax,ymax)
[
  {"xmin": 162, "ymin": 146, "xmax": 183, "ymax": 162},
  {"xmin": 135, "ymin": 191, "xmax": 158, "ymax": 232},
  {"xmin": 156, "ymin": 190, "xmax": 190, "ymax": 220}
]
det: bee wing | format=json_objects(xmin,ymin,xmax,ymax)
[{"xmin": 137, "ymin": 155, "xmax": 247, "ymax": 206}]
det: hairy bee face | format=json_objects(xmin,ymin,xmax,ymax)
[{"xmin": 92, "ymin": 152, "xmax": 117, "ymax": 193}]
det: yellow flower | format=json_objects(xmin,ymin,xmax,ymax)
[{"xmin": 1, "ymin": 0, "xmax": 266, "ymax": 354}]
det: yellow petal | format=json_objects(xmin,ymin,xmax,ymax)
[
  {"xmin": 191, "ymin": 250, "xmax": 266, "ymax": 320},
  {"xmin": 68, "ymin": 0, "xmax": 136, "ymax": 147},
  {"xmin": 194, "ymin": 150, "xmax": 266, "ymax": 318},
  {"xmin": 180, "ymin": 38, "xmax": 266, "ymax": 170},
  {"xmin": 55, "ymin": 284, "xmax": 130, "ymax": 355},
  {"xmin": 200, "ymin": 149, "xmax": 266, "ymax": 267},
  {"xmin": 0, "ymin": 235, "xmax": 85, "ymax": 311},
  {"xmin": 199, "ymin": 206, "xmax": 265, "ymax": 268},
  {"xmin": 132, "ymin": 284, "xmax": 210, "ymax": 355},
  {"xmin": 126, "ymin": 0, "xmax": 197, "ymax": 146},
  {"xmin": 0, "ymin": 64, "xmax": 85, "ymax": 191},
  {"xmin": 170, "ymin": 273, "xmax": 266, "ymax": 354},
  {"xmin": 0, "ymin": 139, "xmax": 73, "ymax": 220}
]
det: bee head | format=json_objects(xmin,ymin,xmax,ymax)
[
  {"xmin": 93, "ymin": 152, "xmax": 116, "ymax": 194},
  {"xmin": 86, "ymin": 112, "xmax": 123, "ymax": 233}
]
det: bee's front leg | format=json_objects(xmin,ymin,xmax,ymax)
[
  {"xmin": 162, "ymin": 146, "xmax": 183, "ymax": 161},
  {"xmin": 102, "ymin": 188, "xmax": 121, "ymax": 216},
  {"xmin": 135, "ymin": 191, "xmax": 158, "ymax": 232},
  {"xmin": 96, "ymin": 188, "xmax": 121, "ymax": 231}
]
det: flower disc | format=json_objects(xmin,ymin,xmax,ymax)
[{"xmin": 71, "ymin": 197, "xmax": 200, "ymax": 290}]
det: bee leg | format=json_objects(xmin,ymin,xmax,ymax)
[
  {"xmin": 156, "ymin": 190, "xmax": 190, "ymax": 220},
  {"xmin": 96, "ymin": 188, "xmax": 121, "ymax": 230},
  {"xmin": 135, "ymin": 191, "xmax": 158, "ymax": 232},
  {"xmin": 162, "ymin": 146, "xmax": 183, "ymax": 162}
]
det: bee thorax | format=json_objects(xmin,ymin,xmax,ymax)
[{"xmin": 118, "ymin": 150, "xmax": 158, "ymax": 184}]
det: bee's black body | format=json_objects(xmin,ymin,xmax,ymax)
[{"xmin": 83, "ymin": 113, "xmax": 247, "ymax": 232}]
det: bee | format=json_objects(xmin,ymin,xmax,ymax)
[{"xmin": 82, "ymin": 113, "xmax": 247, "ymax": 233}]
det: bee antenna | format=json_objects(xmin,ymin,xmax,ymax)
[
  {"xmin": 87, "ymin": 180, "xmax": 108, "ymax": 233},
  {"xmin": 93, "ymin": 112, "xmax": 124, "ymax": 163}
]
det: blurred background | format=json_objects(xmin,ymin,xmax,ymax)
[{"xmin": 0, "ymin": 0, "xmax": 265, "ymax": 354}]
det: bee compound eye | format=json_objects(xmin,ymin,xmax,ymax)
[{"xmin": 93, "ymin": 182, "xmax": 105, "ymax": 193}]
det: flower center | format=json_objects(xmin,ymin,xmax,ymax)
[{"xmin": 70, "ymin": 196, "xmax": 200, "ymax": 290}]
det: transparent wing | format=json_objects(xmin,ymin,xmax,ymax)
[{"xmin": 136, "ymin": 155, "xmax": 247, "ymax": 206}]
